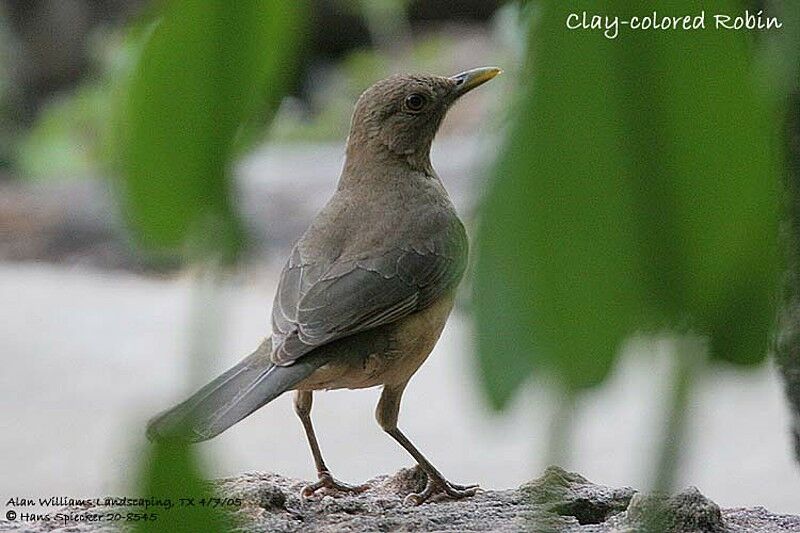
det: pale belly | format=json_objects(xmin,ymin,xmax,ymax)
[{"xmin": 294, "ymin": 293, "xmax": 456, "ymax": 391}]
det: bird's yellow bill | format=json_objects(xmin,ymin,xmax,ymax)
[{"xmin": 450, "ymin": 67, "xmax": 502, "ymax": 95}]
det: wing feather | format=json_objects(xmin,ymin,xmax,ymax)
[{"xmin": 270, "ymin": 217, "xmax": 467, "ymax": 365}]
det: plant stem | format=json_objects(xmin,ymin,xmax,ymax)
[
  {"xmin": 186, "ymin": 259, "xmax": 225, "ymax": 391},
  {"xmin": 546, "ymin": 390, "xmax": 576, "ymax": 467},
  {"xmin": 652, "ymin": 335, "xmax": 704, "ymax": 494}
]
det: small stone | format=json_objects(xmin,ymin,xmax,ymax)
[
  {"xmin": 626, "ymin": 487, "xmax": 725, "ymax": 533},
  {"xmin": 251, "ymin": 485, "xmax": 287, "ymax": 511}
]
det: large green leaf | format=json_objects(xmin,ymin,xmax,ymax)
[
  {"xmin": 120, "ymin": 0, "xmax": 303, "ymax": 260},
  {"xmin": 475, "ymin": 1, "xmax": 781, "ymax": 407},
  {"xmin": 474, "ymin": 6, "xmax": 642, "ymax": 405},
  {"xmin": 614, "ymin": 1, "xmax": 781, "ymax": 364}
]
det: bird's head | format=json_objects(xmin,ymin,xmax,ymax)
[{"xmin": 344, "ymin": 67, "xmax": 501, "ymax": 172}]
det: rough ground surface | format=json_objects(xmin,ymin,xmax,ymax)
[{"xmin": 1, "ymin": 467, "xmax": 798, "ymax": 532}]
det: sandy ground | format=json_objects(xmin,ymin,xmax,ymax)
[{"xmin": 1, "ymin": 262, "xmax": 799, "ymax": 515}]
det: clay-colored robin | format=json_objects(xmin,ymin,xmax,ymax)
[{"xmin": 147, "ymin": 66, "xmax": 501, "ymax": 504}]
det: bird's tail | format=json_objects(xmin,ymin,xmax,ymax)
[{"xmin": 146, "ymin": 337, "xmax": 324, "ymax": 443}]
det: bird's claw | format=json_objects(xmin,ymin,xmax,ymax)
[
  {"xmin": 404, "ymin": 476, "xmax": 479, "ymax": 505},
  {"xmin": 301, "ymin": 471, "xmax": 369, "ymax": 499}
]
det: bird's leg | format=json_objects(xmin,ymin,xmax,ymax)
[
  {"xmin": 293, "ymin": 390, "xmax": 368, "ymax": 498},
  {"xmin": 376, "ymin": 383, "xmax": 479, "ymax": 505}
]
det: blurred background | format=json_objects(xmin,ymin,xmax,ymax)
[{"xmin": 1, "ymin": 0, "xmax": 799, "ymax": 519}]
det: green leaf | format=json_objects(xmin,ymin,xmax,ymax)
[
  {"xmin": 475, "ymin": 3, "xmax": 644, "ymax": 406},
  {"xmin": 133, "ymin": 442, "xmax": 230, "ymax": 533},
  {"xmin": 613, "ymin": 1, "xmax": 781, "ymax": 365},
  {"xmin": 474, "ymin": 1, "xmax": 781, "ymax": 406},
  {"xmin": 119, "ymin": 0, "xmax": 303, "ymax": 261}
]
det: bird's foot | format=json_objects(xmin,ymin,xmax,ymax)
[
  {"xmin": 301, "ymin": 470, "xmax": 369, "ymax": 499},
  {"xmin": 404, "ymin": 475, "xmax": 480, "ymax": 505}
]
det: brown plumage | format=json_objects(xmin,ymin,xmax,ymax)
[{"xmin": 147, "ymin": 66, "xmax": 501, "ymax": 504}]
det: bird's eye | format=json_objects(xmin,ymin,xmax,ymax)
[{"xmin": 404, "ymin": 93, "xmax": 427, "ymax": 112}]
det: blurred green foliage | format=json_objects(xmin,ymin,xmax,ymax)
[
  {"xmin": 119, "ymin": 2, "xmax": 304, "ymax": 531},
  {"xmin": 475, "ymin": 1, "xmax": 781, "ymax": 407},
  {"xmin": 10, "ymin": 2, "xmax": 512, "ymax": 176},
  {"xmin": 15, "ymin": 28, "xmax": 141, "ymax": 179},
  {"xmin": 12, "ymin": 31, "xmax": 484, "ymax": 174},
  {"xmin": 119, "ymin": 0, "xmax": 303, "ymax": 260}
]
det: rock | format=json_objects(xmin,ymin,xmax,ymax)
[
  {"xmin": 522, "ymin": 466, "xmax": 635, "ymax": 526},
  {"xmin": 1, "ymin": 467, "xmax": 798, "ymax": 532},
  {"xmin": 624, "ymin": 487, "xmax": 725, "ymax": 533}
]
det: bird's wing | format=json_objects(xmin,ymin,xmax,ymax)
[{"xmin": 270, "ymin": 217, "xmax": 467, "ymax": 366}]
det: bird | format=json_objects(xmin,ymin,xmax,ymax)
[{"xmin": 146, "ymin": 66, "xmax": 501, "ymax": 505}]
